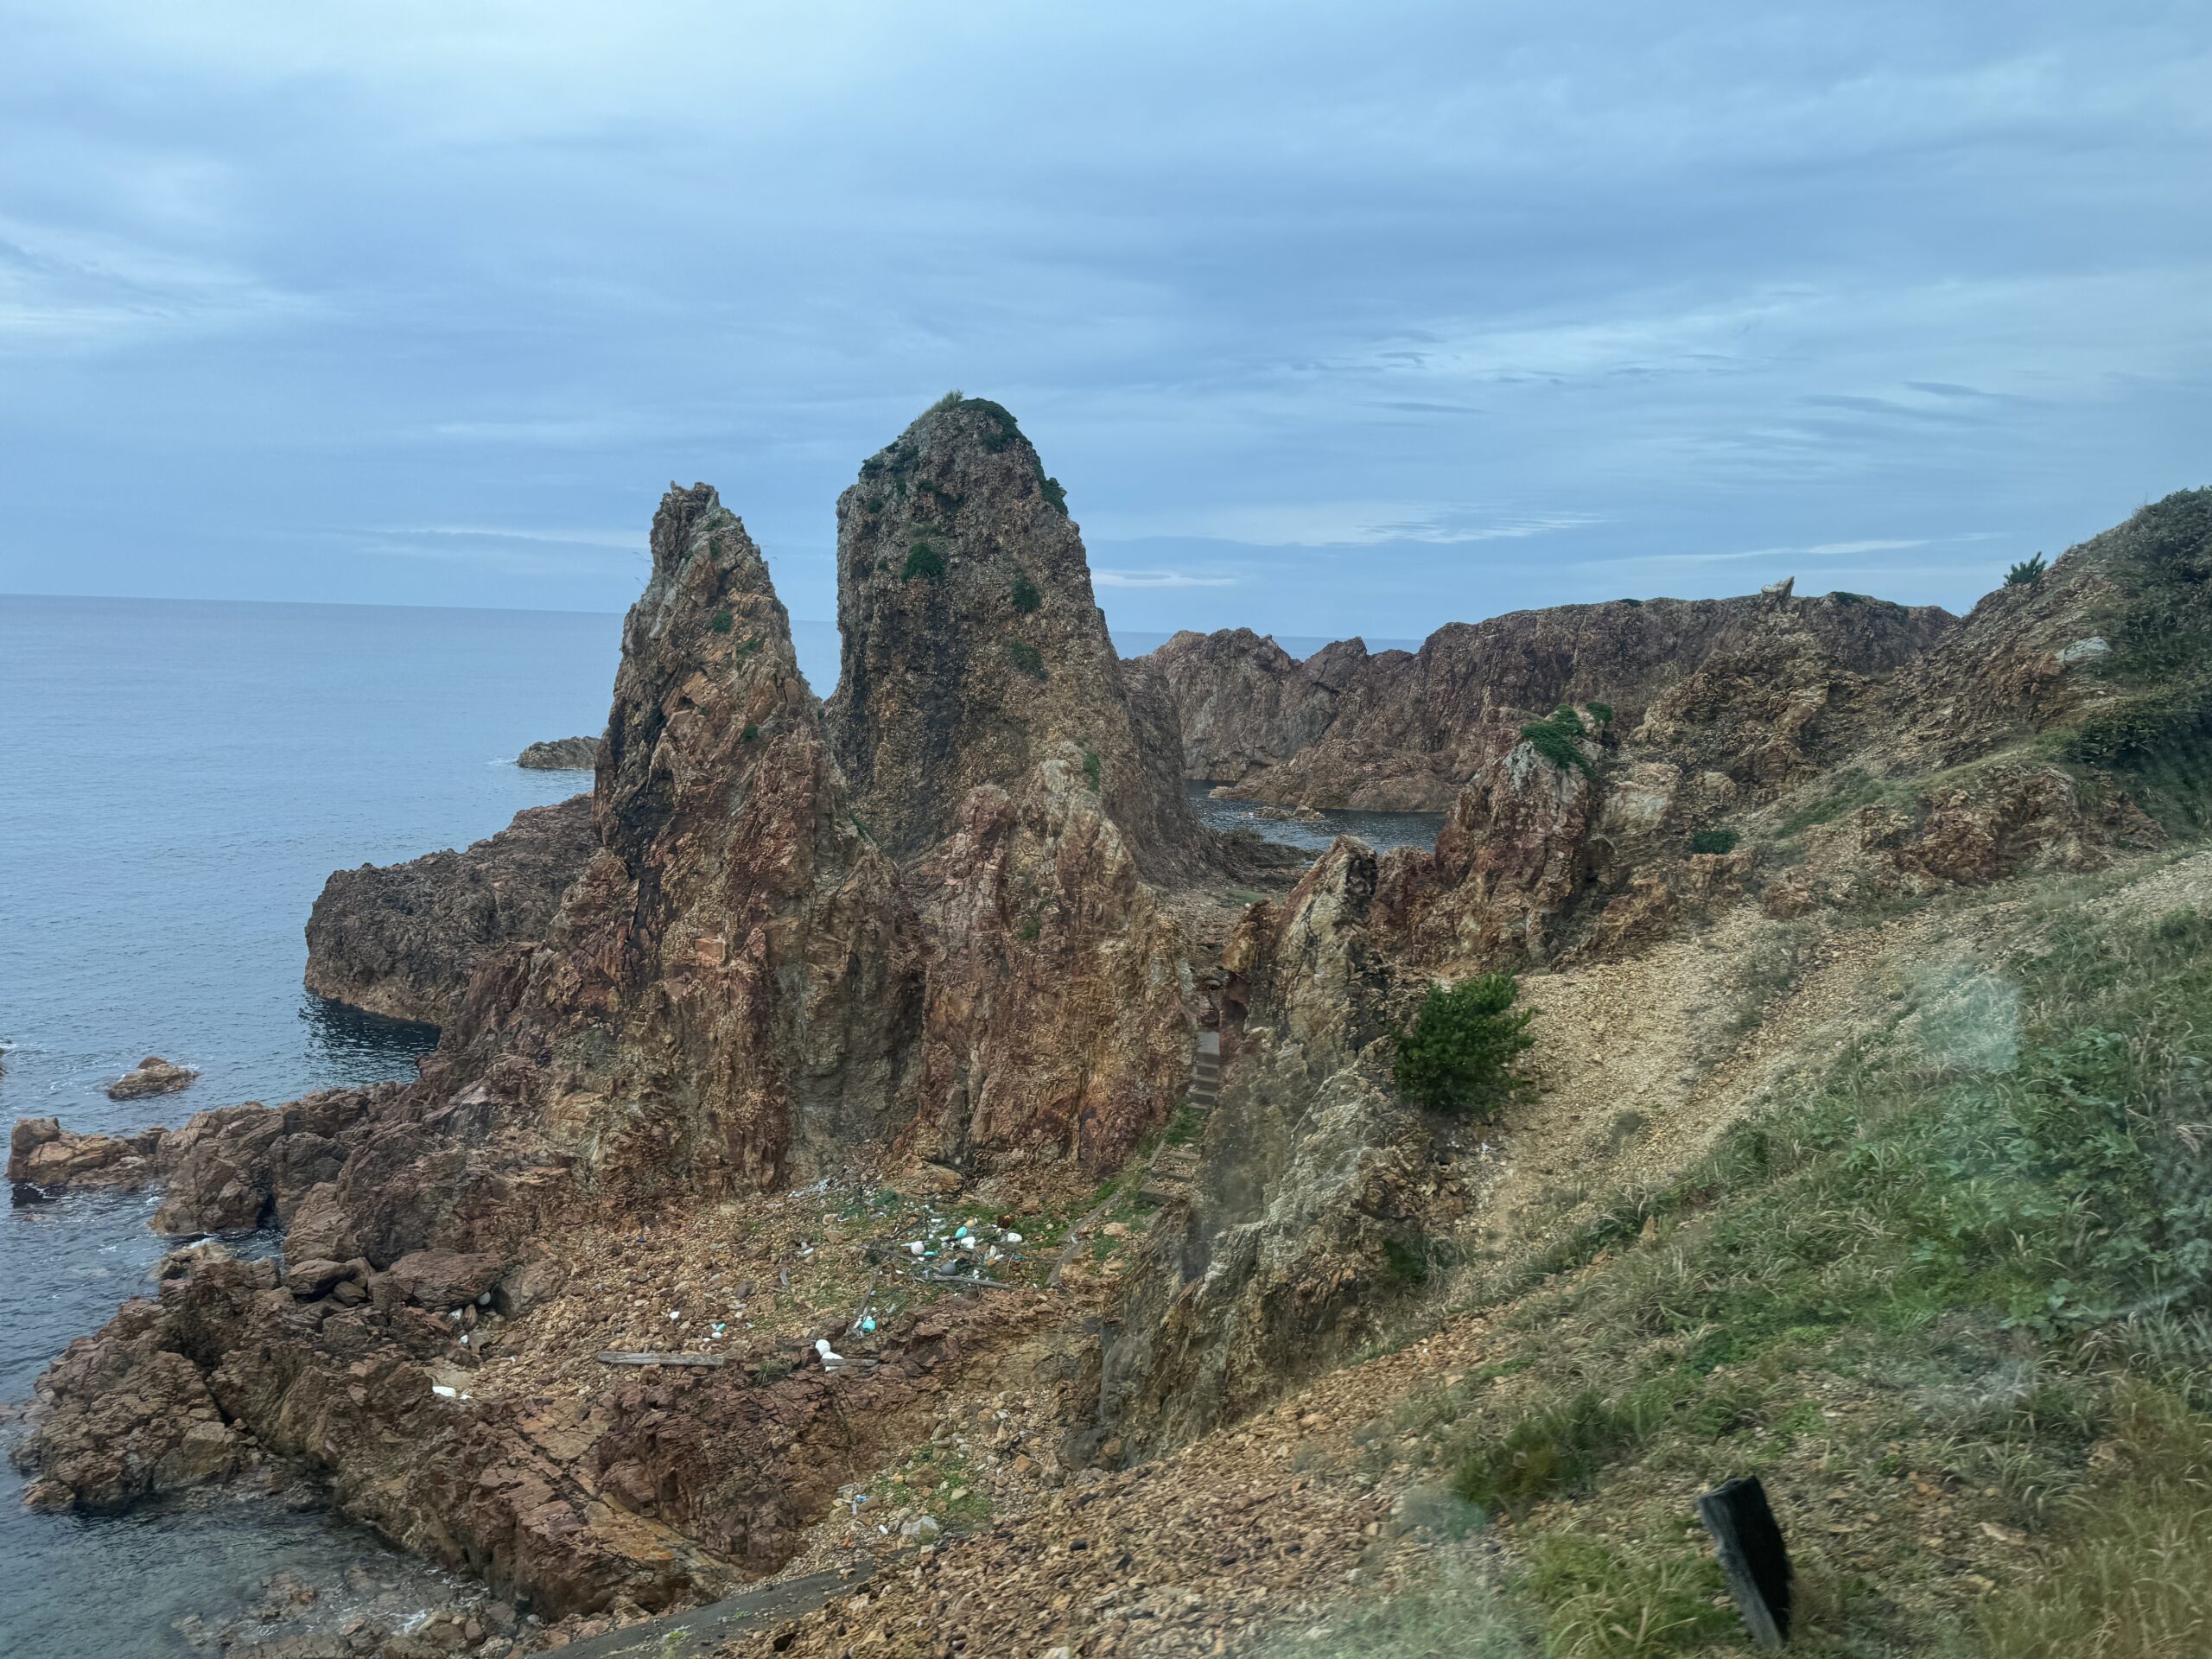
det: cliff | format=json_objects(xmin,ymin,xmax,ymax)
[
  {"xmin": 302, "ymin": 795, "xmax": 596, "ymax": 1027},
  {"xmin": 22, "ymin": 404, "xmax": 2209, "ymax": 1653}
]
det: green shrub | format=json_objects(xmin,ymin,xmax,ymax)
[
  {"xmin": 741, "ymin": 722, "xmax": 760, "ymax": 743},
  {"xmin": 2006, "ymin": 552, "xmax": 2049, "ymax": 587},
  {"xmin": 1585, "ymin": 700, "xmax": 1613, "ymax": 726},
  {"xmin": 1395, "ymin": 971, "xmax": 1534, "ymax": 1118},
  {"xmin": 1006, "ymin": 640, "xmax": 1046, "ymax": 681},
  {"xmin": 1011, "ymin": 572, "xmax": 1042, "ymax": 613},
  {"xmin": 1039, "ymin": 472, "xmax": 1068, "ymax": 514},
  {"xmin": 709, "ymin": 608, "xmax": 734, "ymax": 633},
  {"xmin": 1382, "ymin": 1235, "xmax": 1430, "ymax": 1287},
  {"xmin": 902, "ymin": 541, "xmax": 946, "ymax": 582},
  {"xmin": 1689, "ymin": 829, "xmax": 1738, "ymax": 855},
  {"xmin": 1082, "ymin": 748, "xmax": 1101, "ymax": 790},
  {"xmin": 960, "ymin": 397, "xmax": 1023, "ymax": 452},
  {"xmin": 1518, "ymin": 706, "xmax": 1594, "ymax": 779}
]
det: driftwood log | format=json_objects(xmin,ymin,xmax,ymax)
[{"xmin": 594, "ymin": 1351, "xmax": 727, "ymax": 1369}]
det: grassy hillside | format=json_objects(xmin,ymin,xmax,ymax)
[{"xmin": 1263, "ymin": 853, "xmax": 2212, "ymax": 1657}]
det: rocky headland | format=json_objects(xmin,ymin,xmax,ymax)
[
  {"xmin": 303, "ymin": 794, "xmax": 596, "ymax": 1028},
  {"xmin": 14, "ymin": 414, "xmax": 2212, "ymax": 1656}
]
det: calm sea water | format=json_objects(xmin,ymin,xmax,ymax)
[
  {"xmin": 0, "ymin": 594, "xmax": 628, "ymax": 1656},
  {"xmin": 0, "ymin": 597, "xmax": 1423, "ymax": 1654}
]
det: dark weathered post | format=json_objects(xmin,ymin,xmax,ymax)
[{"xmin": 1697, "ymin": 1476, "xmax": 1792, "ymax": 1647}]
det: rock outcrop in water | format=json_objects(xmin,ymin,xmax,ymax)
[
  {"xmin": 518, "ymin": 735, "xmax": 601, "ymax": 770},
  {"xmin": 105, "ymin": 1055, "xmax": 197, "ymax": 1101},
  {"xmin": 304, "ymin": 795, "xmax": 596, "ymax": 1028}
]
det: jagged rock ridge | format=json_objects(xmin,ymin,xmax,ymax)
[{"xmin": 1137, "ymin": 585, "xmax": 1956, "ymax": 810}]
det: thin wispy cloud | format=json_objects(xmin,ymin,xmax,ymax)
[{"xmin": 1092, "ymin": 569, "xmax": 1238, "ymax": 589}]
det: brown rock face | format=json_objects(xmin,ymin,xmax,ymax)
[
  {"xmin": 825, "ymin": 397, "xmax": 1205, "ymax": 883},
  {"xmin": 504, "ymin": 482, "xmax": 921, "ymax": 1195},
  {"xmin": 304, "ymin": 794, "xmax": 596, "ymax": 1028},
  {"xmin": 150, "ymin": 1088, "xmax": 387, "ymax": 1235},
  {"xmin": 106, "ymin": 1056, "xmax": 198, "ymax": 1101},
  {"xmin": 1141, "ymin": 628, "xmax": 1339, "ymax": 785},
  {"xmin": 1077, "ymin": 841, "xmax": 1448, "ymax": 1460},
  {"xmin": 1144, "ymin": 588, "xmax": 1954, "ymax": 810},
  {"xmin": 908, "ymin": 751, "xmax": 1192, "ymax": 1173}
]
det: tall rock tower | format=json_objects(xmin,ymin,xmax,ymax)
[{"xmin": 825, "ymin": 395, "xmax": 1204, "ymax": 883}]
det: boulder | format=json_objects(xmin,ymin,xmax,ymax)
[
  {"xmin": 106, "ymin": 1056, "xmax": 197, "ymax": 1101},
  {"xmin": 384, "ymin": 1249, "xmax": 505, "ymax": 1310}
]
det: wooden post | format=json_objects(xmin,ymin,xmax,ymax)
[{"xmin": 1697, "ymin": 1476, "xmax": 1791, "ymax": 1647}]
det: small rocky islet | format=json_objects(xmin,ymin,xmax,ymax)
[
  {"xmin": 516, "ymin": 737, "xmax": 600, "ymax": 772},
  {"xmin": 10, "ymin": 395, "xmax": 2210, "ymax": 1656}
]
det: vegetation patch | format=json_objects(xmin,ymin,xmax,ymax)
[
  {"xmin": 1081, "ymin": 748, "xmax": 1101, "ymax": 790},
  {"xmin": 709, "ymin": 608, "xmax": 734, "ymax": 634},
  {"xmin": 1394, "ymin": 971, "xmax": 1534, "ymax": 1119},
  {"xmin": 1010, "ymin": 571, "xmax": 1042, "ymax": 613},
  {"xmin": 1585, "ymin": 699, "xmax": 1614, "ymax": 726},
  {"xmin": 902, "ymin": 541, "xmax": 946, "ymax": 582},
  {"xmin": 1382, "ymin": 1235, "xmax": 1431, "ymax": 1287},
  {"xmin": 1688, "ymin": 828, "xmax": 1738, "ymax": 855},
  {"xmin": 1519, "ymin": 705, "xmax": 1595, "ymax": 779},
  {"xmin": 1006, "ymin": 639, "xmax": 1047, "ymax": 681},
  {"xmin": 2005, "ymin": 552, "xmax": 2048, "ymax": 587}
]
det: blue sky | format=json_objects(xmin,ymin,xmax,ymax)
[{"xmin": 2, "ymin": 2, "xmax": 2206, "ymax": 641}]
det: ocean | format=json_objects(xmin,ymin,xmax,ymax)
[
  {"xmin": 0, "ymin": 595, "xmax": 1430, "ymax": 1655},
  {"xmin": 0, "ymin": 594, "xmax": 626, "ymax": 1655}
]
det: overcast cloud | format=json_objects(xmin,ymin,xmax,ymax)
[{"xmin": 2, "ymin": 1, "xmax": 2206, "ymax": 640}]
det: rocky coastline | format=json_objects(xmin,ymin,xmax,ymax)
[{"xmin": 13, "ymin": 397, "xmax": 2207, "ymax": 1655}]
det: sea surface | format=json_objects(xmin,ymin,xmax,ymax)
[
  {"xmin": 0, "ymin": 597, "xmax": 1427, "ymax": 1655},
  {"xmin": 0, "ymin": 594, "xmax": 625, "ymax": 1656}
]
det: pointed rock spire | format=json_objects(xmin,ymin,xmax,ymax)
[{"xmin": 825, "ymin": 396, "xmax": 1204, "ymax": 880}]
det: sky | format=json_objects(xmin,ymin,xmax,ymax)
[{"xmin": 1, "ymin": 1, "xmax": 2207, "ymax": 643}]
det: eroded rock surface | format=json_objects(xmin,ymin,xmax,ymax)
[
  {"xmin": 826, "ymin": 397, "xmax": 1206, "ymax": 883},
  {"xmin": 304, "ymin": 795, "xmax": 595, "ymax": 1027}
]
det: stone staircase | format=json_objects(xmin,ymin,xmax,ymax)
[{"xmin": 1137, "ymin": 1030, "xmax": 1222, "ymax": 1207}]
